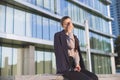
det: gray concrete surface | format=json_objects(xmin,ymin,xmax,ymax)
[{"xmin": 0, "ymin": 74, "xmax": 120, "ymax": 80}]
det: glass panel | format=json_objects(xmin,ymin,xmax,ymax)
[
  {"xmin": 92, "ymin": 54, "xmax": 112, "ymax": 74},
  {"xmin": 44, "ymin": 52, "xmax": 52, "ymax": 74},
  {"xmin": 6, "ymin": 6, "xmax": 14, "ymax": 34},
  {"xmin": 43, "ymin": 0, "xmax": 50, "ymax": 10},
  {"xmin": 36, "ymin": 0, "xmax": 43, "ymax": 7},
  {"xmin": 43, "ymin": 17, "xmax": 49, "ymax": 40},
  {"xmin": 50, "ymin": 20, "xmax": 57, "ymax": 41},
  {"xmin": 37, "ymin": 16, "xmax": 42, "ymax": 39},
  {"xmin": 35, "ymin": 51, "xmax": 44, "ymax": 74},
  {"xmin": 32, "ymin": 14, "xmax": 37, "ymax": 38},
  {"xmin": 0, "ymin": 5, "xmax": 5, "ymax": 33},
  {"xmin": 26, "ymin": 13, "xmax": 32, "ymax": 37},
  {"xmin": 56, "ymin": 0, "xmax": 60, "ymax": 14},
  {"xmin": 51, "ymin": 0, "xmax": 55, "ymax": 13},
  {"xmin": 14, "ymin": 9, "xmax": 25, "ymax": 36},
  {"xmin": 1, "ymin": 46, "xmax": 12, "ymax": 76}
]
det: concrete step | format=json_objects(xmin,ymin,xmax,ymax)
[
  {"xmin": 98, "ymin": 74, "xmax": 120, "ymax": 80},
  {"xmin": 0, "ymin": 74, "xmax": 120, "ymax": 80}
]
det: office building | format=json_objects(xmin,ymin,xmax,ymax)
[
  {"xmin": 110, "ymin": 0, "xmax": 120, "ymax": 37},
  {"xmin": 0, "ymin": 0, "xmax": 115, "ymax": 76}
]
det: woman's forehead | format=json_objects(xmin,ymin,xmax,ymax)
[{"xmin": 63, "ymin": 18, "xmax": 71, "ymax": 23}]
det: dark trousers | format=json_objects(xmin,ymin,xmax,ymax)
[{"xmin": 63, "ymin": 69, "xmax": 98, "ymax": 80}]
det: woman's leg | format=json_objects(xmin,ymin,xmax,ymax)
[
  {"xmin": 80, "ymin": 69, "xmax": 98, "ymax": 80},
  {"xmin": 63, "ymin": 71, "xmax": 92, "ymax": 80}
]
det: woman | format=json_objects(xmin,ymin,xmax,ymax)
[{"xmin": 54, "ymin": 16, "xmax": 98, "ymax": 80}]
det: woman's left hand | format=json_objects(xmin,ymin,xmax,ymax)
[{"xmin": 74, "ymin": 65, "xmax": 81, "ymax": 72}]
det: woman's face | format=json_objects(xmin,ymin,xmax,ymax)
[{"xmin": 62, "ymin": 18, "xmax": 74, "ymax": 32}]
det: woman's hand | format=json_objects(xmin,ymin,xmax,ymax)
[
  {"xmin": 66, "ymin": 22, "xmax": 74, "ymax": 33},
  {"xmin": 74, "ymin": 65, "xmax": 81, "ymax": 72}
]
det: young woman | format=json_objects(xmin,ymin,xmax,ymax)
[{"xmin": 54, "ymin": 16, "xmax": 98, "ymax": 80}]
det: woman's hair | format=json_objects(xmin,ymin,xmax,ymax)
[
  {"xmin": 74, "ymin": 36, "xmax": 79, "ymax": 52},
  {"xmin": 60, "ymin": 16, "xmax": 71, "ymax": 26}
]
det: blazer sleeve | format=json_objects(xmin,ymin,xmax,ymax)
[{"xmin": 54, "ymin": 33, "xmax": 63, "ymax": 72}]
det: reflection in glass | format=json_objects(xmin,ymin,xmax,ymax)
[
  {"xmin": 37, "ymin": 16, "xmax": 42, "ymax": 39},
  {"xmin": 36, "ymin": 0, "xmax": 43, "ymax": 7},
  {"xmin": 0, "ymin": 5, "xmax": 5, "ymax": 33},
  {"xmin": 43, "ymin": 0, "xmax": 50, "ymax": 10},
  {"xmin": 35, "ymin": 50, "xmax": 56, "ymax": 74},
  {"xmin": 50, "ymin": 20, "xmax": 57, "ymax": 41},
  {"xmin": 44, "ymin": 52, "xmax": 52, "ymax": 74},
  {"xmin": 50, "ymin": 0, "xmax": 55, "ymax": 13},
  {"xmin": 90, "ymin": 32, "xmax": 111, "ymax": 52},
  {"xmin": 1, "ymin": 47, "xmax": 12, "ymax": 76},
  {"xmin": 14, "ymin": 9, "xmax": 25, "ymax": 36},
  {"xmin": 91, "ymin": 54, "xmax": 112, "ymax": 74},
  {"xmin": 0, "ymin": 45, "xmax": 23, "ymax": 76},
  {"xmin": 26, "ymin": 13, "xmax": 32, "ymax": 37},
  {"xmin": 6, "ymin": 6, "xmax": 14, "ymax": 34},
  {"xmin": 32, "ymin": 14, "xmax": 37, "ymax": 38},
  {"xmin": 35, "ymin": 51, "xmax": 44, "ymax": 74},
  {"xmin": 43, "ymin": 17, "xmax": 49, "ymax": 40}
]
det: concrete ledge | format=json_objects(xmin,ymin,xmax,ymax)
[
  {"xmin": 0, "ymin": 74, "xmax": 120, "ymax": 80},
  {"xmin": 98, "ymin": 74, "xmax": 120, "ymax": 80}
]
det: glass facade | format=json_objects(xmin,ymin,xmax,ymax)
[
  {"xmin": 77, "ymin": 0, "xmax": 108, "ymax": 16},
  {"xmin": 20, "ymin": 0, "xmax": 110, "ymax": 34},
  {"xmin": 91, "ymin": 54, "xmax": 112, "ymax": 74},
  {"xmin": 35, "ymin": 49, "xmax": 56, "ymax": 74},
  {"xmin": 90, "ymin": 32, "xmax": 111, "ymax": 52},
  {"xmin": 0, "ymin": 0, "xmax": 114, "ymax": 76},
  {"xmin": 0, "ymin": 44, "xmax": 23, "ymax": 76}
]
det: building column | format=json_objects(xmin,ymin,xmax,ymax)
[
  {"xmin": 17, "ymin": 48, "xmax": 24, "ymax": 75},
  {"xmin": 84, "ymin": 20, "xmax": 92, "ymax": 72},
  {"xmin": 110, "ymin": 32, "xmax": 116, "ymax": 74},
  {"xmin": 108, "ymin": 5, "xmax": 116, "ymax": 74},
  {"xmin": 23, "ymin": 45, "xmax": 35, "ymax": 75}
]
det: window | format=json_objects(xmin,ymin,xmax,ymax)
[
  {"xmin": 35, "ymin": 51, "xmax": 44, "ymax": 74},
  {"xmin": 50, "ymin": 0, "xmax": 55, "ymax": 13},
  {"xmin": 32, "ymin": 14, "xmax": 37, "ymax": 38},
  {"xmin": 1, "ymin": 46, "xmax": 12, "ymax": 76},
  {"xmin": 43, "ymin": 0, "xmax": 50, "ymax": 10},
  {"xmin": 43, "ymin": 17, "xmax": 49, "ymax": 40},
  {"xmin": 14, "ymin": 9, "xmax": 25, "ymax": 36},
  {"xmin": 0, "ymin": 5, "xmax": 5, "ymax": 33},
  {"xmin": 36, "ymin": 0, "xmax": 43, "ymax": 7},
  {"xmin": 6, "ymin": 6, "xmax": 14, "ymax": 34},
  {"xmin": 50, "ymin": 20, "xmax": 57, "ymax": 41},
  {"xmin": 56, "ymin": 0, "xmax": 60, "ymax": 14},
  {"xmin": 36, "ymin": 15, "xmax": 42, "ymax": 39},
  {"xmin": 26, "ymin": 13, "xmax": 32, "ymax": 37},
  {"xmin": 44, "ymin": 52, "xmax": 52, "ymax": 73},
  {"xmin": 92, "ymin": 54, "xmax": 112, "ymax": 74}
]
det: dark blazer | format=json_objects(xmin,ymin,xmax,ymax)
[{"xmin": 54, "ymin": 30, "xmax": 85, "ymax": 74}]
